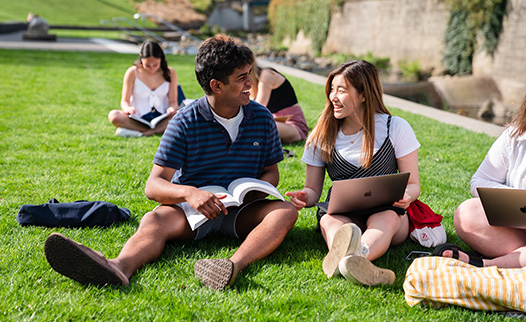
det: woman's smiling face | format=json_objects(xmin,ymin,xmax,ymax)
[{"xmin": 329, "ymin": 74, "xmax": 365, "ymax": 120}]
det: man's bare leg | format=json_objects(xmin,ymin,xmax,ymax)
[
  {"xmin": 45, "ymin": 205, "xmax": 195, "ymax": 286},
  {"xmin": 109, "ymin": 205, "xmax": 196, "ymax": 279},
  {"xmin": 230, "ymin": 200, "xmax": 298, "ymax": 269},
  {"xmin": 194, "ymin": 200, "xmax": 298, "ymax": 290}
]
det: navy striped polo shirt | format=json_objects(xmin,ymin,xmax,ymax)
[{"xmin": 154, "ymin": 96, "xmax": 284, "ymax": 189}]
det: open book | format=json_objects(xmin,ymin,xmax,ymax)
[
  {"xmin": 179, "ymin": 178, "xmax": 285, "ymax": 230},
  {"xmin": 273, "ymin": 115, "xmax": 292, "ymax": 123},
  {"xmin": 128, "ymin": 99, "xmax": 194, "ymax": 129},
  {"xmin": 129, "ymin": 112, "xmax": 169, "ymax": 129}
]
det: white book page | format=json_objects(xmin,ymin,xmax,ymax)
[{"xmin": 228, "ymin": 178, "xmax": 284, "ymax": 203}]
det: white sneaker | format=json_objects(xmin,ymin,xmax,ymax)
[
  {"xmin": 322, "ymin": 223, "xmax": 362, "ymax": 278},
  {"xmin": 115, "ymin": 127, "xmax": 142, "ymax": 138},
  {"xmin": 338, "ymin": 255, "xmax": 395, "ymax": 286}
]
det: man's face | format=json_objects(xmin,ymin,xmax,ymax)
[{"xmin": 219, "ymin": 64, "xmax": 253, "ymax": 107}]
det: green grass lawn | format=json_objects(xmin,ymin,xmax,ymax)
[
  {"xmin": 0, "ymin": 0, "xmax": 212, "ymax": 40},
  {"xmin": 0, "ymin": 48, "xmax": 510, "ymax": 321},
  {"xmin": 0, "ymin": 0, "xmax": 135, "ymax": 25},
  {"xmin": 0, "ymin": 0, "xmax": 212, "ymax": 25}
]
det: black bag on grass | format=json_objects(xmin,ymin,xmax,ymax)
[{"xmin": 16, "ymin": 198, "xmax": 131, "ymax": 227}]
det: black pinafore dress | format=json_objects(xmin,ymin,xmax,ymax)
[{"xmin": 316, "ymin": 115, "xmax": 405, "ymax": 229}]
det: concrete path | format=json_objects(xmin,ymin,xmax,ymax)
[
  {"xmin": 0, "ymin": 30, "xmax": 139, "ymax": 53},
  {"xmin": 0, "ymin": 31, "xmax": 505, "ymax": 137}
]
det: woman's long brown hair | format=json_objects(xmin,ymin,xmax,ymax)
[
  {"xmin": 510, "ymin": 94, "xmax": 526, "ymax": 138},
  {"xmin": 249, "ymin": 63, "xmax": 262, "ymax": 98},
  {"xmin": 306, "ymin": 60, "xmax": 390, "ymax": 168}
]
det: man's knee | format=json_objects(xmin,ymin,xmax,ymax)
[
  {"xmin": 240, "ymin": 201, "xmax": 297, "ymax": 234},
  {"xmin": 139, "ymin": 206, "xmax": 190, "ymax": 237},
  {"xmin": 281, "ymin": 201, "xmax": 299, "ymax": 229},
  {"xmin": 139, "ymin": 210, "xmax": 166, "ymax": 231}
]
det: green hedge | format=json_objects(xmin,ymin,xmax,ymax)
[
  {"xmin": 268, "ymin": 0, "xmax": 338, "ymax": 56},
  {"xmin": 269, "ymin": 0, "xmax": 507, "ymax": 76},
  {"xmin": 442, "ymin": 0, "xmax": 507, "ymax": 75}
]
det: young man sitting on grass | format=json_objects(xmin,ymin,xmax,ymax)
[{"xmin": 44, "ymin": 35, "xmax": 298, "ymax": 290}]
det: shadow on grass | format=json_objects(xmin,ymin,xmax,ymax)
[
  {"xmin": 152, "ymin": 222, "xmax": 440, "ymax": 291},
  {"xmin": 160, "ymin": 224, "xmax": 326, "ymax": 264},
  {"xmin": 41, "ymin": 215, "xmax": 466, "ymax": 291},
  {"xmin": 282, "ymin": 139, "xmax": 307, "ymax": 149},
  {"xmin": 151, "ymin": 206, "xmax": 460, "ymax": 287}
]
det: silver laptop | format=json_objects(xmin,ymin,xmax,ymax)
[
  {"xmin": 477, "ymin": 187, "xmax": 526, "ymax": 228},
  {"xmin": 323, "ymin": 172, "xmax": 410, "ymax": 215}
]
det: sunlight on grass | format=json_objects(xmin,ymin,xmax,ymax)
[{"xmin": 0, "ymin": 48, "xmax": 501, "ymax": 321}]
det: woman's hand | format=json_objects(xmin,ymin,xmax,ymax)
[
  {"xmin": 285, "ymin": 190, "xmax": 308, "ymax": 210},
  {"xmin": 393, "ymin": 193, "xmax": 412, "ymax": 210},
  {"xmin": 124, "ymin": 105, "xmax": 136, "ymax": 115},
  {"xmin": 167, "ymin": 106, "xmax": 177, "ymax": 115}
]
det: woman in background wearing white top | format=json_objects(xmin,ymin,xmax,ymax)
[
  {"xmin": 108, "ymin": 41, "xmax": 178, "ymax": 137},
  {"xmin": 436, "ymin": 95, "xmax": 526, "ymax": 268},
  {"xmin": 286, "ymin": 60, "xmax": 420, "ymax": 286}
]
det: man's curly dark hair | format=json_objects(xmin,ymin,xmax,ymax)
[{"xmin": 195, "ymin": 35, "xmax": 255, "ymax": 95}]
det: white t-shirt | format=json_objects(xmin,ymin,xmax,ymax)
[
  {"xmin": 302, "ymin": 114, "xmax": 420, "ymax": 167},
  {"xmin": 470, "ymin": 127, "xmax": 526, "ymax": 196},
  {"xmin": 211, "ymin": 106, "xmax": 244, "ymax": 143}
]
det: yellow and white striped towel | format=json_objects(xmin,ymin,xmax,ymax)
[{"xmin": 403, "ymin": 256, "xmax": 526, "ymax": 312}]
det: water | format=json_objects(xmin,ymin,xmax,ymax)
[{"xmin": 382, "ymin": 81, "xmax": 511, "ymax": 126}]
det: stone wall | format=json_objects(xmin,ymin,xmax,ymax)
[
  {"xmin": 322, "ymin": 0, "xmax": 447, "ymax": 69},
  {"xmin": 285, "ymin": 0, "xmax": 526, "ymax": 109},
  {"xmin": 473, "ymin": 0, "xmax": 526, "ymax": 107}
]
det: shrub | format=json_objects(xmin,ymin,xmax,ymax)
[
  {"xmin": 268, "ymin": 0, "xmax": 334, "ymax": 56},
  {"xmin": 398, "ymin": 60, "xmax": 424, "ymax": 82},
  {"xmin": 442, "ymin": 0, "xmax": 507, "ymax": 75}
]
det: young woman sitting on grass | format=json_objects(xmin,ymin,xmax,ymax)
[
  {"xmin": 286, "ymin": 60, "xmax": 421, "ymax": 286},
  {"xmin": 108, "ymin": 40, "xmax": 178, "ymax": 137},
  {"xmin": 435, "ymin": 94, "xmax": 526, "ymax": 268}
]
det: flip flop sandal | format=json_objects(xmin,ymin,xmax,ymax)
[
  {"xmin": 432, "ymin": 243, "xmax": 484, "ymax": 267},
  {"xmin": 45, "ymin": 233, "xmax": 129, "ymax": 286},
  {"xmin": 194, "ymin": 258, "xmax": 235, "ymax": 290}
]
